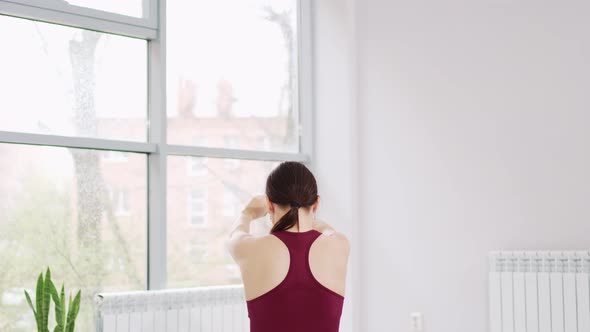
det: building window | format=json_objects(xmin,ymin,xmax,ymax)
[
  {"xmin": 223, "ymin": 184, "xmax": 240, "ymax": 216},
  {"xmin": 224, "ymin": 158, "xmax": 241, "ymax": 170},
  {"xmin": 108, "ymin": 187, "xmax": 131, "ymax": 216},
  {"xmin": 188, "ymin": 188, "xmax": 208, "ymax": 226},
  {"xmin": 257, "ymin": 136, "xmax": 272, "ymax": 151},
  {"xmin": 188, "ymin": 157, "xmax": 208, "ymax": 176},
  {"xmin": 224, "ymin": 136, "xmax": 239, "ymax": 149},
  {"xmin": 186, "ymin": 243, "xmax": 208, "ymax": 264}
]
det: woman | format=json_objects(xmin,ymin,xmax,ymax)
[{"xmin": 227, "ymin": 161, "xmax": 350, "ymax": 332}]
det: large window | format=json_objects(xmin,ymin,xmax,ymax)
[
  {"xmin": 166, "ymin": 0, "xmax": 300, "ymax": 152},
  {"xmin": 0, "ymin": 144, "xmax": 147, "ymax": 331},
  {"xmin": 0, "ymin": 0, "xmax": 312, "ymax": 330}
]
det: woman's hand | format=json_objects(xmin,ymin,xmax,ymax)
[{"xmin": 241, "ymin": 195, "xmax": 269, "ymax": 220}]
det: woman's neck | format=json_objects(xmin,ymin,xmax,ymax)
[{"xmin": 280, "ymin": 209, "xmax": 314, "ymax": 232}]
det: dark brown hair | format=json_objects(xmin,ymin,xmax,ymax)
[{"xmin": 266, "ymin": 161, "xmax": 319, "ymax": 233}]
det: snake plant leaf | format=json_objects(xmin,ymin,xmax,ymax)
[
  {"xmin": 50, "ymin": 282, "xmax": 58, "ymax": 300},
  {"xmin": 65, "ymin": 290, "xmax": 81, "ymax": 332},
  {"xmin": 63, "ymin": 294, "xmax": 72, "ymax": 332},
  {"xmin": 42, "ymin": 268, "xmax": 52, "ymax": 332},
  {"xmin": 50, "ymin": 281, "xmax": 66, "ymax": 332},
  {"xmin": 35, "ymin": 272, "xmax": 44, "ymax": 330},
  {"xmin": 72, "ymin": 290, "xmax": 81, "ymax": 317},
  {"xmin": 65, "ymin": 294, "xmax": 73, "ymax": 332},
  {"xmin": 24, "ymin": 290, "xmax": 36, "ymax": 317},
  {"xmin": 59, "ymin": 285, "xmax": 66, "ymax": 331},
  {"xmin": 49, "ymin": 284, "xmax": 63, "ymax": 332},
  {"xmin": 49, "ymin": 281, "xmax": 59, "ymax": 306}
]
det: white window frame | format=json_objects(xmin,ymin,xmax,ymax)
[
  {"xmin": 0, "ymin": 0, "xmax": 314, "ymax": 291},
  {"xmin": 0, "ymin": 0, "xmax": 157, "ymax": 38}
]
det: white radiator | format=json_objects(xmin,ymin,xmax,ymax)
[
  {"xmin": 95, "ymin": 285, "xmax": 249, "ymax": 332},
  {"xmin": 489, "ymin": 251, "xmax": 590, "ymax": 332}
]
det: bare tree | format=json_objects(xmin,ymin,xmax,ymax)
[
  {"xmin": 262, "ymin": 6, "xmax": 297, "ymax": 148},
  {"xmin": 67, "ymin": 29, "xmax": 143, "ymax": 328}
]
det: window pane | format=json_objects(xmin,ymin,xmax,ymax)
[
  {"xmin": 0, "ymin": 143, "xmax": 147, "ymax": 331},
  {"xmin": 166, "ymin": 0, "xmax": 300, "ymax": 152},
  {"xmin": 0, "ymin": 16, "xmax": 147, "ymax": 142},
  {"xmin": 167, "ymin": 156, "xmax": 280, "ymax": 288},
  {"xmin": 64, "ymin": 0, "xmax": 145, "ymax": 18}
]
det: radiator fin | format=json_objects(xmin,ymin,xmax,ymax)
[{"xmin": 489, "ymin": 251, "xmax": 590, "ymax": 332}]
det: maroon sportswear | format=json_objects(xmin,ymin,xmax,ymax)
[{"xmin": 246, "ymin": 229, "xmax": 345, "ymax": 332}]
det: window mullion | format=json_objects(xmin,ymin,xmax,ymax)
[
  {"xmin": 0, "ymin": 130, "xmax": 157, "ymax": 153},
  {"xmin": 147, "ymin": 0, "xmax": 167, "ymax": 291},
  {"xmin": 298, "ymin": 0, "xmax": 315, "ymax": 170},
  {"xmin": 166, "ymin": 144, "xmax": 310, "ymax": 163}
]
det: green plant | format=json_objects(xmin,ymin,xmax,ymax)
[
  {"xmin": 24, "ymin": 268, "xmax": 82, "ymax": 332},
  {"xmin": 50, "ymin": 282, "xmax": 81, "ymax": 332}
]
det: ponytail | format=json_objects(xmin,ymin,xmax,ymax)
[{"xmin": 271, "ymin": 206, "xmax": 300, "ymax": 233}]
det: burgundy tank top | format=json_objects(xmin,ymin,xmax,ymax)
[{"xmin": 246, "ymin": 229, "xmax": 345, "ymax": 332}]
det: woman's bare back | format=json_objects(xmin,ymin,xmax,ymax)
[{"xmin": 235, "ymin": 229, "xmax": 350, "ymax": 301}]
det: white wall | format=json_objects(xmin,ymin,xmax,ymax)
[
  {"xmin": 356, "ymin": 1, "xmax": 590, "ymax": 331},
  {"xmin": 311, "ymin": 0, "xmax": 358, "ymax": 331}
]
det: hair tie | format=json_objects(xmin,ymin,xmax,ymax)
[{"xmin": 290, "ymin": 201, "xmax": 302, "ymax": 208}]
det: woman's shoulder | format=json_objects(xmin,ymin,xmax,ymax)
[
  {"xmin": 318, "ymin": 231, "xmax": 350, "ymax": 254},
  {"xmin": 227, "ymin": 232, "xmax": 283, "ymax": 264},
  {"xmin": 313, "ymin": 219, "xmax": 350, "ymax": 247},
  {"xmin": 312, "ymin": 225, "xmax": 350, "ymax": 256}
]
